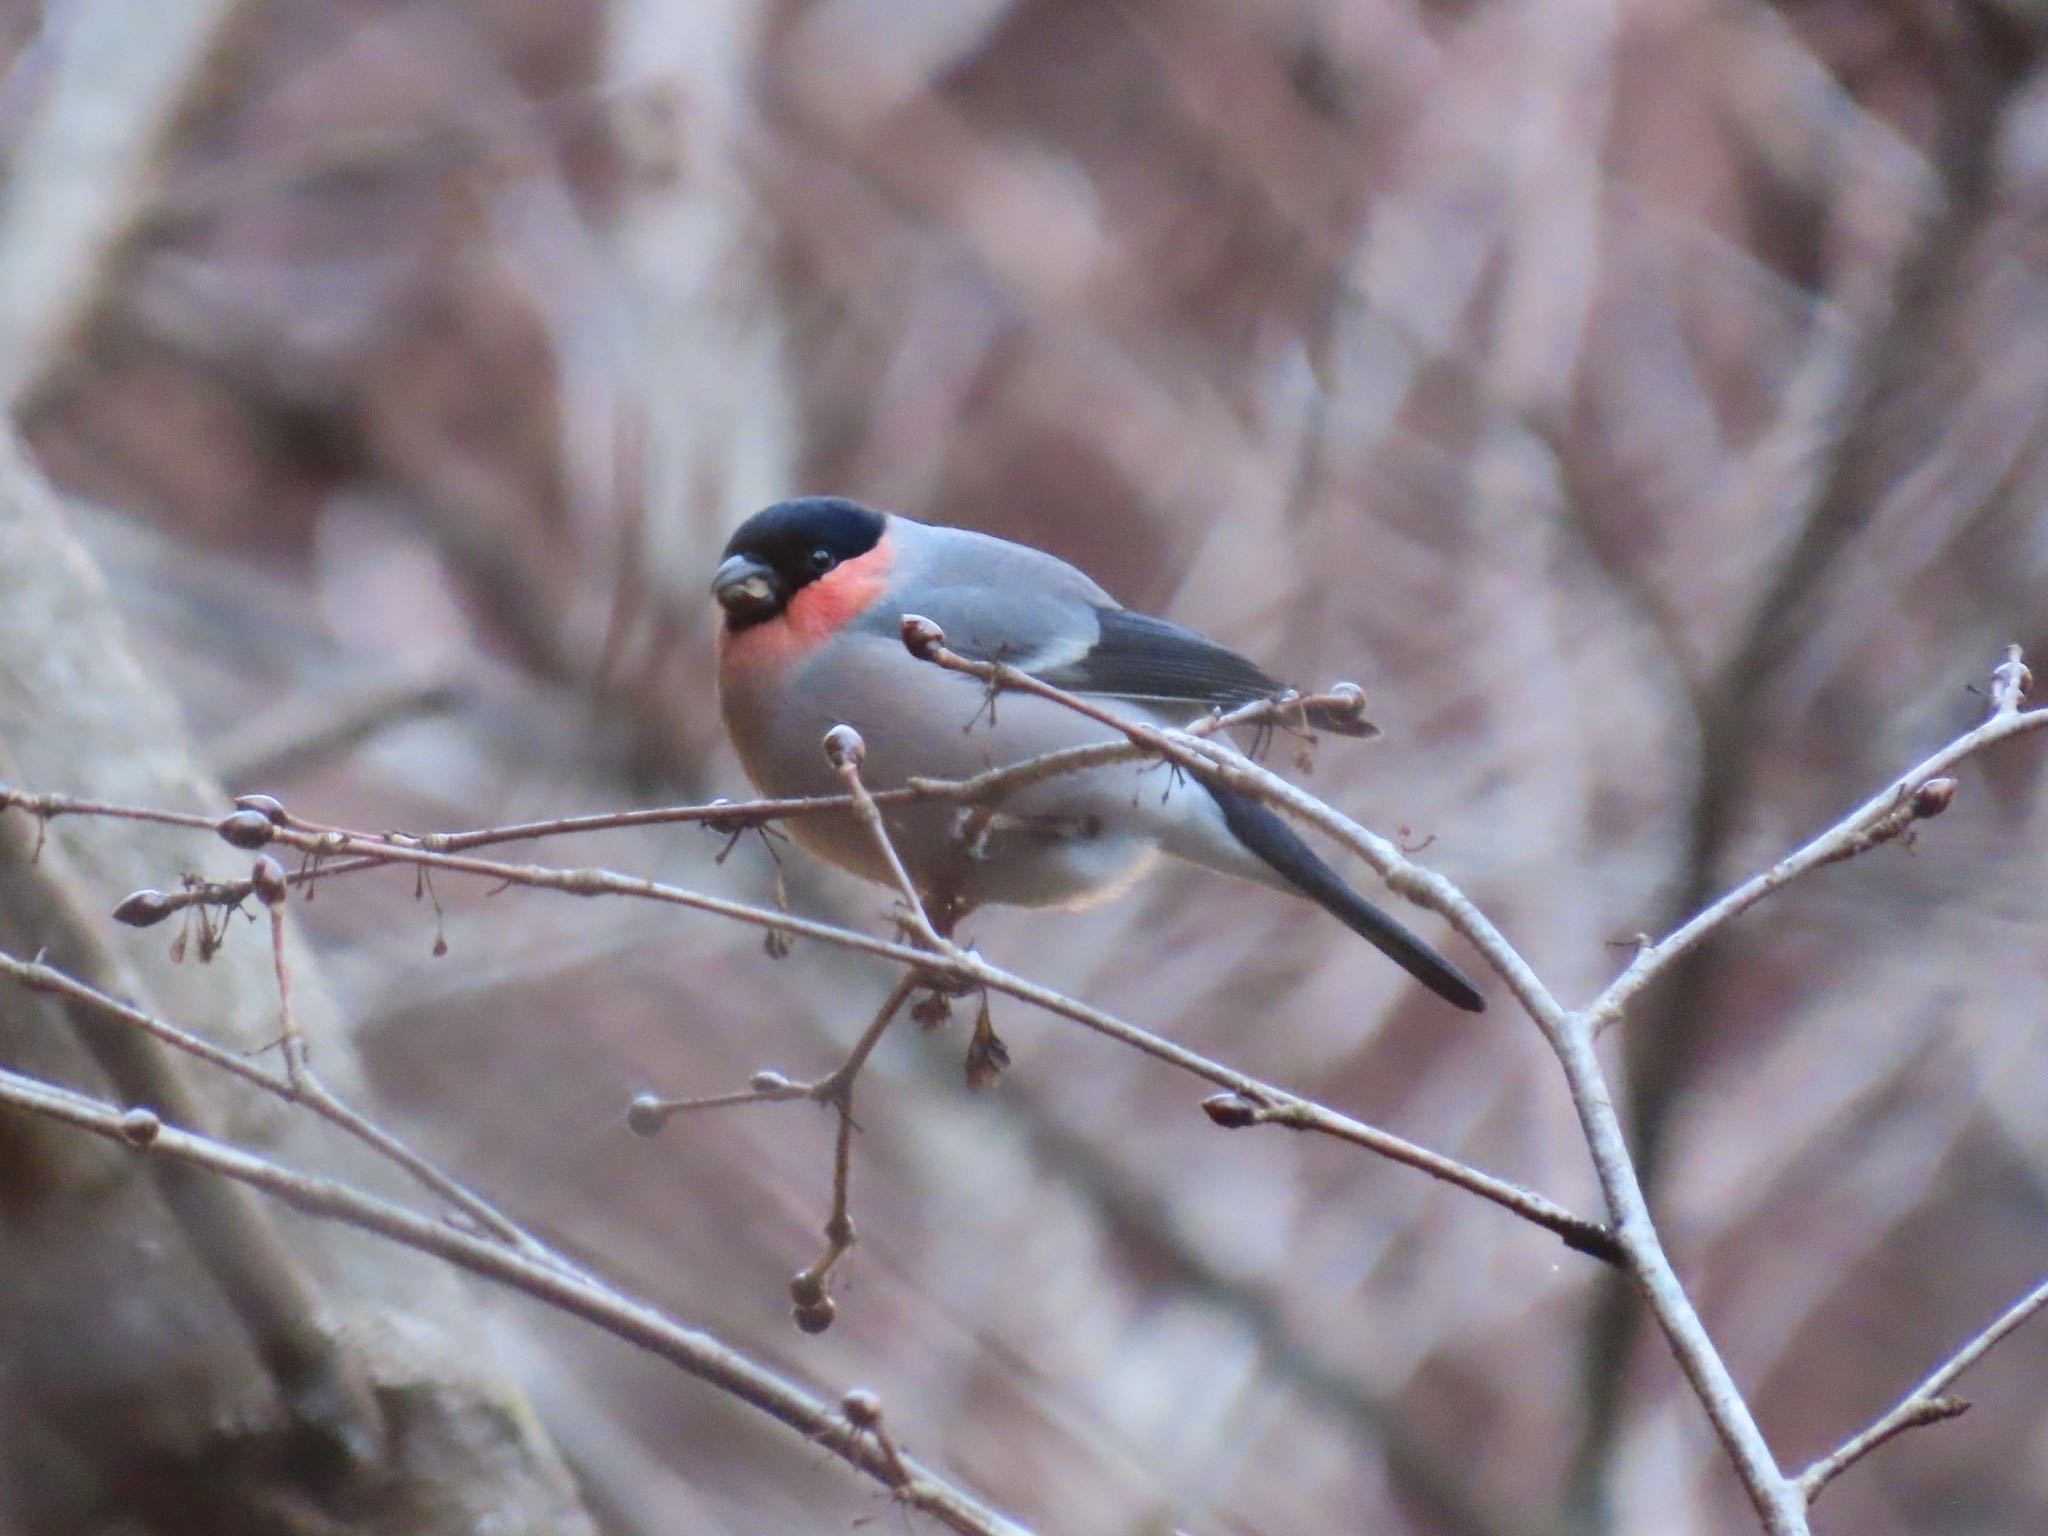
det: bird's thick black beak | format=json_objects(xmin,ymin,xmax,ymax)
[{"xmin": 712, "ymin": 555, "xmax": 783, "ymax": 623}]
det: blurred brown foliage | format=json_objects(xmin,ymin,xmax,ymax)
[{"xmin": 7, "ymin": 1, "xmax": 2048, "ymax": 1532}]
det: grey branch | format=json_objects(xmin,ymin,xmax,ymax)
[
  {"xmin": 897, "ymin": 627, "xmax": 2048, "ymax": 1536},
  {"xmin": 1586, "ymin": 644, "xmax": 2047, "ymax": 1035},
  {"xmin": 1797, "ymin": 1269, "xmax": 2048, "ymax": 1504},
  {"xmin": 902, "ymin": 623, "xmax": 1813, "ymax": 1533},
  {"xmin": 0, "ymin": 1060, "xmax": 1032, "ymax": 1536}
]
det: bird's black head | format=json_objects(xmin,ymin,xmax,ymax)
[{"xmin": 711, "ymin": 497, "xmax": 888, "ymax": 629}]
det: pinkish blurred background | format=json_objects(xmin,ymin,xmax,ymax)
[{"xmin": 6, "ymin": 2, "xmax": 2048, "ymax": 1533}]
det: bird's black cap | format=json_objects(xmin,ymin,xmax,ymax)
[
  {"xmin": 713, "ymin": 498, "xmax": 889, "ymax": 629},
  {"xmin": 721, "ymin": 497, "xmax": 887, "ymax": 575}
]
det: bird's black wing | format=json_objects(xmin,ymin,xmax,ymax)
[
  {"xmin": 1037, "ymin": 608, "xmax": 1377, "ymax": 736},
  {"xmin": 1207, "ymin": 784, "xmax": 1483, "ymax": 1010}
]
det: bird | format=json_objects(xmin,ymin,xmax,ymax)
[{"xmin": 711, "ymin": 496, "xmax": 1483, "ymax": 1012}]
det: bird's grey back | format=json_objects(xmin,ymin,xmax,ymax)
[{"xmin": 851, "ymin": 516, "xmax": 1117, "ymax": 673}]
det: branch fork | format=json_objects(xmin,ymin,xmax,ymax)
[{"xmin": 8, "ymin": 634, "xmax": 2048, "ymax": 1534}]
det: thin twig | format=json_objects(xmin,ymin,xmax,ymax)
[
  {"xmin": 0, "ymin": 686, "xmax": 1352, "ymax": 921},
  {"xmin": 256, "ymin": 872, "xmax": 576, "ymax": 1268},
  {"xmin": 900, "ymin": 621, "xmax": 1811, "ymax": 1533},
  {"xmin": 1797, "ymin": 1267, "xmax": 2048, "ymax": 1504},
  {"xmin": 629, "ymin": 968, "xmax": 922, "ymax": 1332},
  {"xmin": 7, "ymin": 792, "xmax": 1609, "ymax": 1261},
  {"xmin": 788, "ymin": 972, "xmax": 921, "ymax": 1330},
  {"xmin": 0, "ymin": 948, "xmax": 570, "ymax": 1273},
  {"xmin": 1587, "ymin": 646, "xmax": 2042, "ymax": 1034},
  {"xmin": 825, "ymin": 724, "xmax": 955, "ymax": 955},
  {"xmin": 0, "ymin": 1063, "xmax": 1030, "ymax": 1536}
]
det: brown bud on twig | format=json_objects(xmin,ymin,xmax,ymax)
[
  {"xmin": 793, "ymin": 1296, "xmax": 837, "ymax": 1334},
  {"xmin": 1201, "ymin": 1093, "xmax": 1262, "ymax": 1130},
  {"xmin": 250, "ymin": 856, "xmax": 288, "ymax": 908},
  {"xmin": 118, "ymin": 1107, "xmax": 162, "ymax": 1147},
  {"xmin": 112, "ymin": 889, "xmax": 174, "ymax": 928},
  {"xmin": 1324, "ymin": 681, "xmax": 1368, "ymax": 723},
  {"xmin": 822, "ymin": 724, "xmax": 866, "ymax": 769},
  {"xmin": 900, "ymin": 613, "xmax": 946, "ymax": 660},
  {"xmin": 789, "ymin": 1267, "xmax": 839, "ymax": 1330},
  {"xmin": 216, "ymin": 809, "xmax": 276, "ymax": 850},
  {"xmin": 234, "ymin": 793, "xmax": 288, "ymax": 826},
  {"xmin": 625, "ymin": 1094, "xmax": 669, "ymax": 1137},
  {"xmin": 1910, "ymin": 777, "xmax": 1958, "ymax": 819},
  {"xmin": 841, "ymin": 1388, "xmax": 883, "ymax": 1429}
]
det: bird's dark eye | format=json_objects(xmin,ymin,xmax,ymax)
[{"xmin": 809, "ymin": 547, "xmax": 837, "ymax": 574}]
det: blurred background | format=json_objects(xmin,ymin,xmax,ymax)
[{"xmin": 2, "ymin": 1, "xmax": 2048, "ymax": 1533}]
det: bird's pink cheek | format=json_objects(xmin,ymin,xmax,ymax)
[
  {"xmin": 783, "ymin": 540, "xmax": 892, "ymax": 644},
  {"xmin": 716, "ymin": 533, "xmax": 894, "ymax": 687}
]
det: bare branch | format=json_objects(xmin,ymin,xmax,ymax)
[
  {"xmin": 825, "ymin": 723, "xmax": 954, "ymax": 955},
  {"xmin": 0, "ymin": 946, "xmax": 559, "ymax": 1270},
  {"xmin": 0, "ymin": 1061, "xmax": 1031, "ymax": 1536},
  {"xmin": 1797, "ymin": 1269, "xmax": 2048, "ymax": 1505},
  {"xmin": 6, "ymin": 785, "xmax": 1611, "ymax": 1264},
  {"xmin": 62, "ymin": 636, "xmax": 2048, "ymax": 1536},
  {"xmin": 1587, "ymin": 648, "xmax": 2043, "ymax": 1034},
  {"xmin": 7, "ymin": 685, "xmax": 1356, "ymax": 925},
  {"xmin": 899, "ymin": 619, "xmax": 1812, "ymax": 1534}
]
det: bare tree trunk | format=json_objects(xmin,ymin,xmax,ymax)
[{"xmin": 0, "ymin": 434, "xmax": 599, "ymax": 1536}]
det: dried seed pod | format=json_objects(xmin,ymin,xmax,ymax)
[{"xmin": 963, "ymin": 1008, "xmax": 1010, "ymax": 1091}]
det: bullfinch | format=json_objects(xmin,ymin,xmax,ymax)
[{"xmin": 712, "ymin": 497, "xmax": 1484, "ymax": 1012}]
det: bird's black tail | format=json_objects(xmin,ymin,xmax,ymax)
[{"xmin": 1208, "ymin": 783, "xmax": 1485, "ymax": 1013}]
